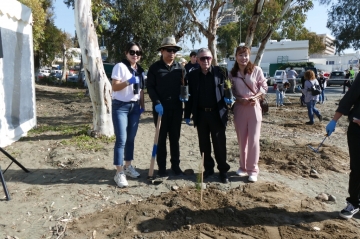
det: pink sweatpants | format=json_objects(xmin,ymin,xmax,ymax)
[{"xmin": 233, "ymin": 102, "xmax": 262, "ymax": 176}]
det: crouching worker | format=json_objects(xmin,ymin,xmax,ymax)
[{"xmin": 276, "ymin": 81, "xmax": 289, "ymax": 107}]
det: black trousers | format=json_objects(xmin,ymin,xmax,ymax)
[
  {"xmin": 346, "ymin": 121, "xmax": 360, "ymax": 207},
  {"xmin": 196, "ymin": 111, "xmax": 230, "ymax": 173},
  {"xmin": 343, "ymin": 80, "xmax": 352, "ymax": 92},
  {"xmin": 153, "ymin": 109, "xmax": 183, "ymax": 171}
]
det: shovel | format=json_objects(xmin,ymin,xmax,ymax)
[
  {"xmin": 308, "ymin": 134, "xmax": 328, "ymax": 153},
  {"xmin": 147, "ymin": 115, "xmax": 168, "ymax": 185}
]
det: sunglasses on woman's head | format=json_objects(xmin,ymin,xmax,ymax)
[
  {"xmin": 199, "ymin": 56, "xmax": 212, "ymax": 62},
  {"xmin": 129, "ymin": 50, "xmax": 142, "ymax": 56}
]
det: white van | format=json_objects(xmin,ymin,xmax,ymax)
[{"xmin": 274, "ymin": 70, "xmax": 286, "ymax": 84}]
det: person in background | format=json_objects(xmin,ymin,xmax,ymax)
[
  {"xmin": 318, "ymin": 71, "xmax": 327, "ymax": 104},
  {"xmin": 326, "ymin": 73, "xmax": 360, "ymax": 219},
  {"xmin": 286, "ymin": 66, "xmax": 298, "ymax": 93},
  {"xmin": 179, "ymin": 58, "xmax": 187, "ymax": 68},
  {"xmin": 229, "ymin": 46, "xmax": 268, "ymax": 183},
  {"xmin": 111, "ymin": 42, "xmax": 145, "ymax": 187},
  {"xmin": 343, "ymin": 69, "xmax": 352, "ymax": 94},
  {"xmin": 301, "ymin": 70, "xmax": 322, "ymax": 125},
  {"xmin": 185, "ymin": 51, "xmax": 200, "ymax": 73},
  {"xmin": 275, "ymin": 79, "xmax": 289, "ymax": 107},
  {"xmin": 349, "ymin": 66, "xmax": 355, "ymax": 80},
  {"xmin": 184, "ymin": 48, "xmax": 231, "ymax": 184},
  {"xmin": 146, "ymin": 36, "xmax": 184, "ymax": 177}
]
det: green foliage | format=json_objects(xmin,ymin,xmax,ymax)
[
  {"xmin": 28, "ymin": 124, "xmax": 90, "ymax": 135},
  {"xmin": 325, "ymin": 0, "xmax": 360, "ymax": 53},
  {"xmin": 18, "ymin": 0, "xmax": 47, "ymax": 52},
  {"xmin": 103, "ymin": 0, "xmax": 194, "ymax": 69},
  {"xmin": 217, "ymin": 22, "xmax": 239, "ymax": 58},
  {"xmin": 61, "ymin": 134, "xmax": 114, "ymax": 151},
  {"xmin": 278, "ymin": 62, "xmax": 315, "ymax": 69}
]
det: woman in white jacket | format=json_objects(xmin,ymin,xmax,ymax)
[{"xmin": 301, "ymin": 70, "xmax": 323, "ymax": 125}]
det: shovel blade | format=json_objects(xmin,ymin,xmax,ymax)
[
  {"xmin": 307, "ymin": 145, "xmax": 318, "ymax": 153},
  {"xmin": 147, "ymin": 176, "xmax": 168, "ymax": 185}
]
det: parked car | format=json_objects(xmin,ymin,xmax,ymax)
[
  {"xmin": 67, "ymin": 74, "xmax": 80, "ymax": 83},
  {"xmin": 273, "ymin": 70, "xmax": 286, "ymax": 84},
  {"xmin": 327, "ymin": 71, "xmax": 345, "ymax": 86},
  {"xmin": 49, "ymin": 72, "xmax": 62, "ymax": 80},
  {"xmin": 264, "ymin": 72, "xmax": 274, "ymax": 85},
  {"xmin": 296, "ymin": 71, "xmax": 305, "ymax": 85},
  {"xmin": 39, "ymin": 69, "xmax": 50, "ymax": 76}
]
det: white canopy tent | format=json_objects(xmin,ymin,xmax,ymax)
[{"xmin": 0, "ymin": 0, "xmax": 36, "ymax": 147}]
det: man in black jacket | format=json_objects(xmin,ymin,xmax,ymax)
[
  {"xmin": 184, "ymin": 48, "xmax": 231, "ymax": 183},
  {"xmin": 326, "ymin": 72, "xmax": 360, "ymax": 219},
  {"xmin": 146, "ymin": 37, "xmax": 184, "ymax": 177}
]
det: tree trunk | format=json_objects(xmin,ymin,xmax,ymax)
[
  {"xmin": 252, "ymin": 0, "xmax": 292, "ymax": 65},
  {"xmin": 244, "ymin": 0, "xmax": 265, "ymax": 48},
  {"xmin": 61, "ymin": 52, "xmax": 67, "ymax": 82},
  {"xmin": 74, "ymin": 0, "xmax": 114, "ymax": 137},
  {"xmin": 180, "ymin": 0, "xmax": 227, "ymax": 65},
  {"xmin": 253, "ymin": 27, "xmax": 274, "ymax": 65}
]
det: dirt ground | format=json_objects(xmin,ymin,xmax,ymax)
[{"xmin": 1, "ymin": 84, "xmax": 359, "ymax": 239}]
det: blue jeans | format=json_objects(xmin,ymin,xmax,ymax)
[
  {"xmin": 319, "ymin": 88, "xmax": 325, "ymax": 102},
  {"xmin": 276, "ymin": 90, "xmax": 283, "ymax": 105},
  {"xmin": 306, "ymin": 100, "xmax": 321, "ymax": 123},
  {"xmin": 112, "ymin": 100, "xmax": 140, "ymax": 166}
]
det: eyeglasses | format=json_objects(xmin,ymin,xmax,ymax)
[
  {"xmin": 129, "ymin": 50, "xmax": 142, "ymax": 56},
  {"xmin": 199, "ymin": 56, "xmax": 212, "ymax": 62},
  {"xmin": 164, "ymin": 48, "xmax": 178, "ymax": 53}
]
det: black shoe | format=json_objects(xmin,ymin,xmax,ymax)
[
  {"xmin": 203, "ymin": 169, "xmax": 214, "ymax": 179},
  {"xmin": 219, "ymin": 172, "xmax": 229, "ymax": 184},
  {"xmin": 171, "ymin": 165, "xmax": 184, "ymax": 176},
  {"xmin": 305, "ymin": 121, "xmax": 314, "ymax": 125},
  {"xmin": 318, "ymin": 115, "xmax": 323, "ymax": 122},
  {"xmin": 158, "ymin": 169, "xmax": 168, "ymax": 177}
]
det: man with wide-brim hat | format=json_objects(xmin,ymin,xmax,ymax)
[
  {"xmin": 156, "ymin": 36, "xmax": 182, "ymax": 51},
  {"xmin": 146, "ymin": 36, "xmax": 185, "ymax": 177}
]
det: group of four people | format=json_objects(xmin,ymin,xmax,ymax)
[
  {"xmin": 109, "ymin": 36, "xmax": 360, "ymax": 220},
  {"xmin": 110, "ymin": 37, "xmax": 268, "ymax": 187}
]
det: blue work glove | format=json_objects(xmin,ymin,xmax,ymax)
[
  {"xmin": 127, "ymin": 72, "xmax": 139, "ymax": 85},
  {"xmin": 224, "ymin": 97, "xmax": 234, "ymax": 104},
  {"xmin": 326, "ymin": 120, "xmax": 337, "ymax": 136},
  {"xmin": 140, "ymin": 108, "xmax": 144, "ymax": 114},
  {"xmin": 155, "ymin": 103, "xmax": 163, "ymax": 116},
  {"xmin": 185, "ymin": 118, "xmax": 190, "ymax": 125}
]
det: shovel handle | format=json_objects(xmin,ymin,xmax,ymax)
[{"xmin": 148, "ymin": 115, "xmax": 162, "ymax": 178}]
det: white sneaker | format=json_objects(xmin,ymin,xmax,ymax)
[
  {"xmin": 236, "ymin": 168, "xmax": 248, "ymax": 177},
  {"xmin": 248, "ymin": 175, "xmax": 258, "ymax": 182},
  {"xmin": 114, "ymin": 172, "xmax": 128, "ymax": 187},
  {"xmin": 124, "ymin": 165, "xmax": 140, "ymax": 178}
]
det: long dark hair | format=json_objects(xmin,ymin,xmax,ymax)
[
  {"xmin": 124, "ymin": 41, "xmax": 143, "ymax": 54},
  {"xmin": 230, "ymin": 46, "xmax": 255, "ymax": 77}
]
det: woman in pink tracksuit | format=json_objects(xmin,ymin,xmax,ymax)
[{"xmin": 229, "ymin": 46, "xmax": 268, "ymax": 182}]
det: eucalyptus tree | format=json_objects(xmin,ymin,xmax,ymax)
[
  {"xmin": 234, "ymin": 0, "xmax": 314, "ymax": 65},
  {"xmin": 322, "ymin": 0, "xmax": 360, "ymax": 53},
  {"xmin": 104, "ymin": 0, "xmax": 196, "ymax": 69},
  {"xmin": 74, "ymin": 0, "xmax": 113, "ymax": 136},
  {"xmin": 180, "ymin": 0, "xmax": 236, "ymax": 65}
]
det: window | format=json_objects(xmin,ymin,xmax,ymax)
[
  {"xmin": 348, "ymin": 60, "xmax": 358, "ymax": 64},
  {"xmin": 326, "ymin": 61, "xmax": 335, "ymax": 65}
]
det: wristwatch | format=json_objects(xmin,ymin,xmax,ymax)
[{"xmin": 125, "ymin": 80, "xmax": 130, "ymax": 86}]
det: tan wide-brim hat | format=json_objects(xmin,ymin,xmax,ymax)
[{"xmin": 157, "ymin": 37, "xmax": 182, "ymax": 51}]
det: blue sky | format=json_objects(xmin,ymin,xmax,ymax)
[{"xmin": 53, "ymin": 1, "xmax": 337, "ymax": 51}]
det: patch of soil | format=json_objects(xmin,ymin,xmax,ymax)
[
  {"xmin": 66, "ymin": 183, "xmax": 359, "ymax": 239},
  {"xmin": 1, "ymin": 85, "xmax": 358, "ymax": 239}
]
